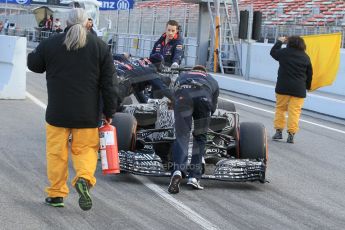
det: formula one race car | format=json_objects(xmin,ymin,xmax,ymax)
[{"xmin": 111, "ymin": 98, "xmax": 268, "ymax": 183}]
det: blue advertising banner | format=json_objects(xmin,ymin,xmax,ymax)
[
  {"xmin": 0, "ymin": 0, "xmax": 31, "ymax": 5},
  {"xmin": 0, "ymin": 0, "xmax": 133, "ymax": 10},
  {"xmin": 98, "ymin": 0, "xmax": 134, "ymax": 11}
]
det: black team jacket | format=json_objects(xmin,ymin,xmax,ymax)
[
  {"xmin": 270, "ymin": 40, "xmax": 313, "ymax": 98},
  {"xmin": 174, "ymin": 70, "xmax": 219, "ymax": 114},
  {"xmin": 27, "ymin": 31, "xmax": 119, "ymax": 128},
  {"xmin": 151, "ymin": 33, "xmax": 184, "ymax": 66}
]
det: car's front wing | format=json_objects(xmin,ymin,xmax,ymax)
[{"xmin": 119, "ymin": 150, "xmax": 266, "ymax": 183}]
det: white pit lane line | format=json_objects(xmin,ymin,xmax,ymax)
[
  {"xmin": 219, "ymin": 96, "xmax": 345, "ymax": 135},
  {"xmin": 136, "ymin": 176, "xmax": 219, "ymax": 230},
  {"xmin": 26, "ymin": 91, "xmax": 219, "ymax": 230}
]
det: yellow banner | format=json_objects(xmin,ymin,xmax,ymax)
[{"xmin": 302, "ymin": 33, "xmax": 342, "ymax": 91}]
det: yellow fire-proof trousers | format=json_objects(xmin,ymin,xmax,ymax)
[
  {"xmin": 45, "ymin": 123, "xmax": 99, "ymax": 198},
  {"xmin": 274, "ymin": 94, "xmax": 305, "ymax": 134}
]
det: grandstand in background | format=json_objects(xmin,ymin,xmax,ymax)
[
  {"xmin": 1, "ymin": 0, "xmax": 344, "ymax": 26},
  {"xmin": 242, "ymin": 0, "xmax": 345, "ymax": 26},
  {"xmin": 136, "ymin": 1, "xmax": 345, "ymax": 44},
  {"xmin": 137, "ymin": 0, "xmax": 345, "ymax": 26},
  {"xmin": 1, "ymin": 0, "xmax": 344, "ymax": 68}
]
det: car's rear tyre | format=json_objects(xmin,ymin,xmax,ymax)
[
  {"xmin": 112, "ymin": 113, "xmax": 137, "ymax": 151},
  {"xmin": 239, "ymin": 122, "xmax": 267, "ymax": 161},
  {"xmin": 217, "ymin": 100, "xmax": 236, "ymax": 112}
]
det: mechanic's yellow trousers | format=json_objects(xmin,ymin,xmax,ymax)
[
  {"xmin": 45, "ymin": 123, "xmax": 99, "ymax": 197},
  {"xmin": 274, "ymin": 94, "xmax": 305, "ymax": 134}
]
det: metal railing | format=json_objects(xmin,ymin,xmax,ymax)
[
  {"xmin": 97, "ymin": 5, "xmax": 199, "ymax": 38},
  {"xmin": 0, "ymin": 27, "xmax": 60, "ymax": 44},
  {"xmin": 260, "ymin": 25, "xmax": 345, "ymax": 48}
]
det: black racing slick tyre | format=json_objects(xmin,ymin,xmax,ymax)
[
  {"xmin": 239, "ymin": 122, "xmax": 267, "ymax": 162},
  {"xmin": 239, "ymin": 122, "xmax": 267, "ymax": 183},
  {"xmin": 111, "ymin": 113, "xmax": 137, "ymax": 151},
  {"xmin": 217, "ymin": 100, "xmax": 236, "ymax": 112}
]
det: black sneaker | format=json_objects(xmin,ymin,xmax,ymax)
[
  {"xmin": 45, "ymin": 197, "xmax": 64, "ymax": 207},
  {"xmin": 75, "ymin": 178, "xmax": 92, "ymax": 211},
  {"xmin": 168, "ymin": 172, "xmax": 182, "ymax": 194},
  {"xmin": 287, "ymin": 132, "xmax": 294, "ymax": 143},
  {"xmin": 272, "ymin": 129, "xmax": 283, "ymax": 140}
]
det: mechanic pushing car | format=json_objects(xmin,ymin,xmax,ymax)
[
  {"xmin": 168, "ymin": 65, "xmax": 219, "ymax": 194},
  {"xmin": 150, "ymin": 20, "xmax": 183, "ymax": 68},
  {"xmin": 113, "ymin": 53, "xmax": 173, "ymax": 104}
]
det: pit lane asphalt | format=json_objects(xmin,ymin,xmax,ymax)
[{"xmin": 0, "ymin": 71, "xmax": 344, "ymax": 230}]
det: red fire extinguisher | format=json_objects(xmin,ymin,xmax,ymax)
[{"xmin": 99, "ymin": 123, "xmax": 120, "ymax": 175}]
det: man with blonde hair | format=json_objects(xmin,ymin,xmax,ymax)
[{"xmin": 27, "ymin": 8, "xmax": 119, "ymax": 211}]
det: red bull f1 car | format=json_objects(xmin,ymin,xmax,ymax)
[{"xmin": 111, "ymin": 98, "xmax": 267, "ymax": 183}]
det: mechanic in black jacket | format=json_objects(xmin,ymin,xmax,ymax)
[
  {"xmin": 150, "ymin": 20, "xmax": 183, "ymax": 68},
  {"xmin": 114, "ymin": 53, "xmax": 173, "ymax": 103},
  {"xmin": 270, "ymin": 36, "xmax": 313, "ymax": 143},
  {"xmin": 168, "ymin": 65, "xmax": 219, "ymax": 194},
  {"xmin": 27, "ymin": 8, "xmax": 119, "ymax": 211}
]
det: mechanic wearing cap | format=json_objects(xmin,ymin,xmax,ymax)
[
  {"xmin": 150, "ymin": 20, "xmax": 184, "ymax": 68},
  {"xmin": 168, "ymin": 65, "xmax": 219, "ymax": 194},
  {"xmin": 113, "ymin": 53, "xmax": 173, "ymax": 103}
]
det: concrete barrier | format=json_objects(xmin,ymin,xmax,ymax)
[
  {"xmin": 213, "ymin": 42, "xmax": 345, "ymax": 119},
  {"xmin": 212, "ymin": 73, "xmax": 345, "ymax": 119},
  {"xmin": 0, "ymin": 35, "xmax": 27, "ymax": 99},
  {"xmin": 241, "ymin": 42, "xmax": 345, "ymax": 97}
]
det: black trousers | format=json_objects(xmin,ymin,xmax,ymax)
[{"xmin": 172, "ymin": 88, "xmax": 211, "ymax": 179}]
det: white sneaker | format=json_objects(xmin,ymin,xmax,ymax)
[{"xmin": 187, "ymin": 178, "xmax": 204, "ymax": 190}]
